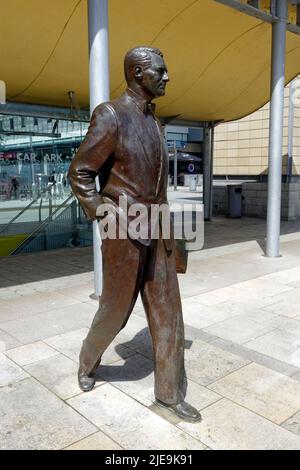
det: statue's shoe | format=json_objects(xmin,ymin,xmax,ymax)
[
  {"xmin": 78, "ymin": 369, "xmax": 96, "ymax": 392},
  {"xmin": 154, "ymin": 399, "xmax": 202, "ymax": 423}
]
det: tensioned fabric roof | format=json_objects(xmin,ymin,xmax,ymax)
[{"xmin": 1, "ymin": 0, "xmax": 300, "ymax": 122}]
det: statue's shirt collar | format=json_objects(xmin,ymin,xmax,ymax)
[{"xmin": 126, "ymin": 88, "xmax": 156, "ymax": 114}]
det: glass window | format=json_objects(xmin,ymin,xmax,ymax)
[{"xmin": 0, "ymin": 114, "xmax": 88, "ymax": 203}]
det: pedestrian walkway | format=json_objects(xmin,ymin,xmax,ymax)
[{"xmin": 1, "ymin": 216, "xmax": 300, "ymax": 449}]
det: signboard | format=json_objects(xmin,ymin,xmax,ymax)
[
  {"xmin": 167, "ymin": 140, "xmax": 186, "ymax": 149},
  {"xmin": 0, "ymin": 151, "xmax": 75, "ymax": 165},
  {"xmin": 187, "ymin": 162, "xmax": 196, "ymax": 174}
]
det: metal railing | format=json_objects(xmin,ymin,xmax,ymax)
[
  {"xmin": 10, "ymin": 194, "xmax": 76, "ymax": 255},
  {"xmin": 0, "ymin": 184, "xmax": 58, "ymax": 235},
  {"xmin": 0, "ymin": 184, "xmax": 73, "ymax": 237},
  {"xmin": 0, "ymin": 190, "xmax": 48, "ymax": 236}
]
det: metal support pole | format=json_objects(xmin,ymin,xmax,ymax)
[
  {"xmin": 29, "ymin": 135, "xmax": 37, "ymax": 199},
  {"xmin": 88, "ymin": 0, "xmax": 110, "ymax": 297},
  {"xmin": 174, "ymin": 144, "xmax": 178, "ymax": 191},
  {"xmin": 43, "ymin": 154, "xmax": 48, "ymax": 177},
  {"xmin": 209, "ymin": 123, "xmax": 215, "ymax": 220},
  {"xmin": 49, "ymin": 192, "xmax": 53, "ymax": 220},
  {"xmin": 266, "ymin": 0, "xmax": 287, "ymax": 257},
  {"xmin": 287, "ymin": 79, "xmax": 297, "ymax": 182},
  {"xmin": 203, "ymin": 123, "xmax": 212, "ymax": 220}
]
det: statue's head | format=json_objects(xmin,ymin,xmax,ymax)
[{"xmin": 124, "ymin": 46, "xmax": 169, "ymax": 100}]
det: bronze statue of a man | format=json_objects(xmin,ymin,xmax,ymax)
[{"xmin": 68, "ymin": 46, "xmax": 201, "ymax": 422}]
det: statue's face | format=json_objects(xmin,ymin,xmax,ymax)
[{"xmin": 137, "ymin": 53, "xmax": 169, "ymax": 99}]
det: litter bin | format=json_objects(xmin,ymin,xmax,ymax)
[{"xmin": 227, "ymin": 185, "xmax": 242, "ymax": 218}]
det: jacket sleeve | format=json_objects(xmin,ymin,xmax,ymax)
[{"xmin": 68, "ymin": 103, "xmax": 117, "ymax": 220}]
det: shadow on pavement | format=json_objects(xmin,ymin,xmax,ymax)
[{"xmin": 95, "ymin": 327, "xmax": 192, "ymax": 396}]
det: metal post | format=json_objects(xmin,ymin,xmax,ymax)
[
  {"xmin": 209, "ymin": 123, "xmax": 215, "ymax": 220},
  {"xmin": 49, "ymin": 192, "xmax": 53, "ymax": 220},
  {"xmin": 203, "ymin": 123, "xmax": 212, "ymax": 220},
  {"xmin": 266, "ymin": 0, "xmax": 287, "ymax": 257},
  {"xmin": 287, "ymin": 79, "xmax": 297, "ymax": 182},
  {"xmin": 174, "ymin": 144, "xmax": 178, "ymax": 191},
  {"xmin": 29, "ymin": 135, "xmax": 37, "ymax": 199},
  {"xmin": 43, "ymin": 154, "xmax": 48, "ymax": 177},
  {"xmin": 88, "ymin": 0, "xmax": 110, "ymax": 298}
]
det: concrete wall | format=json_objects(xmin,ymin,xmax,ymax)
[{"xmin": 213, "ymin": 182, "xmax": 300, "ymax": 221}]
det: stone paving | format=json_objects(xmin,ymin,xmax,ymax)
[{"xmin": 2, "ymin": 216, "xmax": 300, "ymax": 449}]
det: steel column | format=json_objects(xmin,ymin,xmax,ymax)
[
  {"xmin": 88, "ymin": 0, "xmax": 110, "ymax": 297},
  {"xmin": 174, "ymin": 145, "xmax": 178, "ymax": 191},
  {"xmin": 203, "ymin": 123, "xmax": 213, "ymax": 221},
  {"xmin": 266, "ymin": 0, "xmax": 287, "ymax": 257},
  {"xmin": 287, "ymin": 78, "xmax": 297, "ymax": 182}
]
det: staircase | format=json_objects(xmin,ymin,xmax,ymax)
[{"xmin": 0, "ymin": 193, "xmax": 92, "ymax": 256}]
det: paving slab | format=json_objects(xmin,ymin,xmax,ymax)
[
  {"xmin": 262, "ymin": 267, "xmax": 300, "ymax": 285},
  {"xmin": 218, "ymin": 301, "xmax": 277, "ymax": 323},
  {"xmin": 64, "ymin": 431, "xmax": 123, "ymax": 450},
  {"xmin": 68, "ymin": 383, "xmax": 206, "ymax": 450},
  {"xmin": 45, "ymin": 328, "xmax": 135, "ymax": 365},
  {"xmin": 5, "ymin": 341, "xmax": 59, "ymax": 366},
  {"xmin": 24, "ymin": 354, "xmax": 85, "ymax": 400},
  {"xmin": 236, "ymin": 278, "xmax": 293, "ymax": 297},
  {"xmin": 97, "ymin": 353, "xmax": 221, "ymax": 413},
  {"xmin": 208, "ymin": 363, "xmax": 300, "ymax": 424},
  {"xmin": 0, "ymin": 329, "xmax": 21, "ymax": 350},
  {"xmin": 131, "ymin": 306, "xmax": 146, "ymax": 319},
  {"xmin": 287, "ymin": 280, "xmax": 300, "ymax": 289},
  {"xmin": 202, "ymin": 281, "xmax": 293, "ymax": 309},
  {"xmin": 184, "ymin": 338, "xmax": 250, "ymax": 386},
  {"xmin": 116, "ymin": 316, "xmax": 153, "ymax": 359},
  {"xmin": 177, "ymin": 274, "xmax": 208, "ymax": 299},
  {"xmin": 245, "ymin": 329, "xmax": 300, "ymax": 367},
  {"xmin": 186, "ymin": 291, "xmax": 225, "ymax": 306},
  {"xmin": 44, "ymin": 328, "xmax": 89, "ymax": 362},
  {"xmin": 292, "ymin": 371, "xmax": 300, "ymax": 382},
  {"xmin": 0, "ymin": 303, "xmax": 95, "ymax": 344},
  {"xmin": 185, "ymin": 324, "xmax": 217, "ymax": 344},
  {"xmin": 2, "ymin": 220, "xmax": 300, "ymax": 449},
  {"xmin": 210, "ymin": 337, "xmax": 300, "ymax": 377},
  {"xmin": 202, "ymin": 316, "xmax": 277, "ymax": 345},
  {"xmin": 56, "ymin": 283, "xmax": 94, "ymax": 303},
  {"xmin": 0, "ymin": 289, "xmax": 21, "ymax": 301},
  {"xmin": 115, "ymin": 313, "xmax": 149, "ymax": 342},
  {"xmin": 0, "ymin": 290, "xmax": 79, "ymax": 322},
  {"xmin": 178, "ymin": 399, "xmax": 300, "ymax": 450},
  {"xmin": 282, "ymin": 412, "xmax": 300, "ymax": 438},
  {"xmin": 96, "ymin": 353, "xmax": 155, "ymax": 406},
  {"xmin": 0, "ymin": 378, "xmax": 97, "ymax": 450},
  {"xmin": 263, "ymin": 299, "xmax": 300, "ymax": 318},
  {"xmin": 0, "ymin": 353, "xmax": 29, "ymax": 387},
  {"xmin": 185, "ymin": 379, "xmax": 222, "ymax": 412},
  {"xmin": 181, "ymin": 298, "xmax": 238, "ymax": 330},
  {"xmin": 264, "ymin": 316, "xmax": 300, "ymax": 335}
]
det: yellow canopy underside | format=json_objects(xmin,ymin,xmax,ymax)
[{"xmin": 1, "ymin": 0, "xmax": 300, "ymax": 122}]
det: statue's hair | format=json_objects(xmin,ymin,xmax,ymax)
[{"xmin": 124, "ymin": 46, "xmax": 164, "ymax": 84}]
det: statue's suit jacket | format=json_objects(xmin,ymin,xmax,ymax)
[
  {"xmin": 68, "ymin": 88, "xmax": 172, "ymax": 251},
  {"xmin": 68, "ymin": 88, "xmax": 186, "ymax": 404}
]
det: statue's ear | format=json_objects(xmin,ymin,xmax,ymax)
[{"xmin": 134, "ymin": 66, "xmax": 143, "ymax": 80}]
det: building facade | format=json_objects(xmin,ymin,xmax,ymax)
[{"xmin": 213, "ymin": 78, "xmax": 300, "ymax": 220}]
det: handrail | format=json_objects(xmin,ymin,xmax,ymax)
[
  {"xmin": 38, "ymin": 196, "xmax": 43, "ymax": 223},
  {"xmin": 9, "ymin": 194, "xmax": 75, "ymax": 255},
  {"xmin": 0, "ymin": 184, "xmax": 54, "ymax": 235}
]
